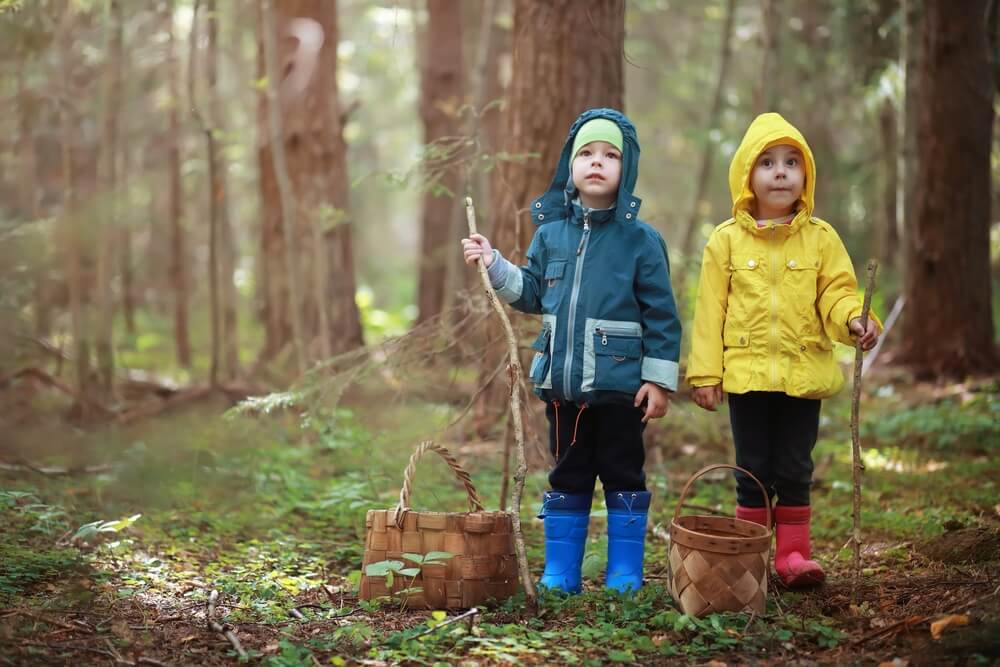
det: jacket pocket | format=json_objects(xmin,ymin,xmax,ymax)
[
  {"xmin": 529, "ymin": 318, "xmax": 555, "ymax": 388},
  {"xmin": 783, "ymin": 255, "xmax": 819, "ymax": 316},
  {"xmin": 788, "ymin": 335, "xmax": 843, "ymax": 399},
  {"xmin": 541, "ymin": 260, "xmax": 567, "ymax": 309},
  {"xmin": 592, "ymin": 328, "xmax": 642, "ymax": 393}
]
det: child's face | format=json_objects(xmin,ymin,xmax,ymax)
[
  {"xmin": 750, "ymin": 143, "xmax": 805, "ymax": 219},
  {"xmin": 571, "ymin": 141, "xmax": 622, "ymax": 209}
]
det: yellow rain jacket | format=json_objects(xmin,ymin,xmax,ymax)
[{"xmin": 687, "ymin": 113, "xmax": 882, "ymax": 399}]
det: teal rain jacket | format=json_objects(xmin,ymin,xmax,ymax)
[{"xmin": 487, "ymin": 108, "xmax": 681, "ymax": 405}]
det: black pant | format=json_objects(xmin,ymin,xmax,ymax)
[
  {"xmin": 728, "ymin": 391, "xmax": 821, "ymax": 508},
  {"xmin": 545, "ymin": 402, "xmax": 647, "ymax": 494}
]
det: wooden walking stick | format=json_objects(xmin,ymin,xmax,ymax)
[
  {"xmin": 464, "ymin": 196, "xmax": 537, "ymax": 607},
  {"xmin": 850, "ymin": 259, "xmax": 878, "ymax": 600}
]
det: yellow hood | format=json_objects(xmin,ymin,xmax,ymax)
[{"xmin": 728, "ymin": 112, "xmax": 816, "ymax": 220}]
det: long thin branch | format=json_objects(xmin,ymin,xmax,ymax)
[
  {"xmin": 464, "ymin": 197, "xmax": 536, "ymax": 607},
  {"xmin": 850, "ymin": 260, "xmax": 878, "ymax": 601},
  {"xmin": 411, "ymin": 607, "xmax": 479, "ymax": 638}
]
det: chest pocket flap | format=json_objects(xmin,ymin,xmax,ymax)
[
  {"xmin": 731, "ymin": 254, "xmax": 761, "ymax": 271},
  {"xmin": 544, "ymin": 260, "xmax": 567, "ymax": 281}
]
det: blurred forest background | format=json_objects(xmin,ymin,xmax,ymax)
[{"xmin": 0, "ymin": 0, "xmax": 997, "ymax": 410}]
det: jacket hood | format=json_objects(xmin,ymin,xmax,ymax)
[
  {"xmin": 728, "ymin": 112, "xmax": 816, "ymax": 226},
  {"xmin": 530, "ymin": 108, "xmax": 641, "ymax": 227}
]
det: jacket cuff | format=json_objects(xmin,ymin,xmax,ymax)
[
  {"xmin": 641, "ymin": 358, "xmax": 678, "ymax": 392},
  {"xmin": 489, "ymin": 252, "xmax": 523, "ymax": 303}
]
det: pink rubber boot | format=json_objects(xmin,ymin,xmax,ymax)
[
  {"xmin": 735, "ymin": 505, "xmax": 770, "ymax": 527},
  {"xmin": 774, "ymin": 505, "xmax": 825, "ymax": 588}
]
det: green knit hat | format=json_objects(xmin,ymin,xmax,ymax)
[{"xmin": 571, "ymin": 118, "xmax": 624, "ymax": 159}]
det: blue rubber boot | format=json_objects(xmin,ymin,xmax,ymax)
[
  {"xmin": 538, "ymin": 491, "xmax": 592, "ymax": 593},
  {"xmin": 605, "ymin": 490, "xmax": 651, "ymax": 593}
]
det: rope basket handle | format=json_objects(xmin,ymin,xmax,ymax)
[
  {"xmin": 673, "ymin": 464, "xmax": 772, "ymax": 528},
  {"xmin": 394, "ymin": 441, "xmax": 485, "ymax": 527}
]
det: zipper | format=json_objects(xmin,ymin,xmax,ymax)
[
  {"xmin": 564, "ymin": 211, "xmax": 591, "ymax": 399},
  {"xmin": 595, "ymin": 325, "xmax": 639, "ymax": 346},
  {"xmin": 768, "ymin": 226, "xmax": 778, "ymax": 389}
]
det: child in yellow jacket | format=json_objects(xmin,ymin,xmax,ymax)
[{"xmin": 687, "ymin": 112, "xmax": 881, "ymax": 587}]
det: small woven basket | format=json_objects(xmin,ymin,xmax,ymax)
[
  {"xmin": 666, "ymin": 464, "xmax": 772, "ymax": 617},
  {"xmin": 360, "ymin": 441, "xmax": 519, "ymax": 609}
]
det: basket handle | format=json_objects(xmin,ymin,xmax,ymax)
[
  {"xmin": 394, "ymin": 441, "xmax": 485, "ymax": 526},
  {"xmin": 673, "ymin": 464, "xmax": 772, "ymax": 528}
]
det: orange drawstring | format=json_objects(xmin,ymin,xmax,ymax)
[
  {"xmin": 570, "ymin": 403, "xmax": 588, "ymax": 447},
  {"xmin": 552, "ymin": 401, "xmax": 561, "ymax": 460}
]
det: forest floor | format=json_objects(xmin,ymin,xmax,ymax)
[{"xmin": 1, "ymin": 363, "xmax": 998, "ymax": 666}]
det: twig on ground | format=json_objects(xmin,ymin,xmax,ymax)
[
  {"xmin": 205, "ymin": 589, "xmax": 247, "ymax": 660},
  {"xmin": 411, "ymin": 607, "xmax": 480, "ymax": 638},
  {"xmin": 853, "ymin": 583, "xmax": 1000, "ymax": 646},
  {"xmin": 136, "ymin": 658, "xmax": 172, "ymax": 667},
  {"xmin": 0, "ymin": 460, "xmax": 113, "ymax": 476}
]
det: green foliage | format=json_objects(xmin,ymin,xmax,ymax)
[
  {"xmin": 364, "ymin": 551, "xmax": 455, "ymax": 610},
  {"xmin": 861, "ymin": 391, "xmax": 999, "ymax": 451},
  {"xmin": 0, "ymin": 490, "xmax": 82, "ymax": 602}
]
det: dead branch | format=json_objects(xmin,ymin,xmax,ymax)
[
  {"xmin": 0, "ymin": 367, "xmax": 75, "ymax": 395},
  {"xmin": 411, "ymin": 607, "xmax": 480, "ymax": 638},
  {"xmin": 850, "ymin": 260, "xmax": 878, "ymax": 601},
  {"xmin": 465, "ymin": 197, "xmax": 536, "ymax": 607},
  {"xmin": 117, "ymin": 386, "xmax": 213, "ymax": 424},
  {"xmin": 0, "ymin": 460, "xmax": 113, "ymax": 476},
  {"xmin": 853, "ymin": 583, "xmax": 1000, "ymax": 646},
  {"xmin": 205, "ymin": 589, "xmax": 247, "ymax": 660}
]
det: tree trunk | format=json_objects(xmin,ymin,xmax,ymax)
[
  {"xmin": 415, "ymin": 0, "xmax": 465, "ymax": 326},
  {"xmin": 877, "ymin": 99, "xmax": 899, "ymax": 272},
  {"xmin": 901, "ymin": 0, "xmax": 997, "ymax": 378},
  {"xmin": 120, "ymin": 144, "xmax": 136, "ymax": 336},
  {"xmin": 58, "ymin": 6, "xmax": 91, "ymax": 407},
  {"xmin": 208, "ymin": 0, "xmax": 240, "ymax": 381},
  {"xmin": 491, "ymin": 0, "xmax": 624, "ymax": 259},
  {"xmin": 95, "ymin": 0, "xmax": 123, "ymax": 400},
  {"xmin": 754, "ymin": 0, "xmax": 780, "ymax": 114},
  {"xmin": 900, "ymin": 0, "xmax": 921, "ymax": 278},
  {"xmin": 166, "ymin": 0, "xmax": 192, "ymax": 368},
  {"xmin": 675, "ymin": 0, "xmax": 737, "ymax": 301},
  {"xmin": 190, "ymin": 0, "xmax": 224, "ymax": 386},
  {"xmin": 476, "ymin": 0, "xmax": 624, "ymax": 435},
  {"xmin": 257, "ymin": 0, "xmax": 363, "ymax": 366}
]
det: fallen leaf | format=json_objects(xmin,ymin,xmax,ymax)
[
  {"xmin": 930, "ymin": 614, "xmax": 969, "ymax": 640},
  {"xmin": 878, "ymin": 659, "xmax": 909, "ymax": 667}
]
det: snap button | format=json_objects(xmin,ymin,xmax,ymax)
[
  {"xmin": 747, "ymin": 259, "xmax": 756, "ymax": 268},
  {"xmin": 538, "ymin": 214, "xmax": 544, "ymax": 220},
  {"xmin": 535, "ymin": 202, "xmax": 541, "ymax": 208},
  {"xmin": 788, "ymin": 259, "xmax": 797, "ymax": 269},
  {"xmin": 800, "ymin": 344, "xmax": 806, "ymax": 351},
  {"xmin": 739, "ymin": 337, "xmax": 746, "ymax": 345},
  {"xmin": 625, "ymin": 213, "xmax": 632, "ymax": 219},
  {"xmin": 630, "ymin": 201, "xmax": 636, "ymax": 208}
]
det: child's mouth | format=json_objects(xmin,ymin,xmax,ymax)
[{"xmin": 586, "ymin": 175, "xmax": 605, "ymax": 181}]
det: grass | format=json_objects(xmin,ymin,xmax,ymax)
[{"xmin": 1, "ymin": 372, "xmax": 997, "ymax": 664}]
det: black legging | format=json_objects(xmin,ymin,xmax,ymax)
[
  {"xmin": 545, "ymin": 401, "xmax": 647, "ymax": 494},
  {"xmin": 728, "ymin": 391, "xmax": 821, "ymax": 507}
]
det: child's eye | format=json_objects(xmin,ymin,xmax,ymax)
[
  {"xmin": 607, "ymin": 152, "xmax": 620, "ymax": 160},
  {"xmin": 760, "ymin": 158, "xmax": 773, "ymax": 167},
  {"xmin": 786, "ymin": 158, "xmax": 798, "ymax": 167},
  {"xmin": 578, "ymin": 150, "xmax": 591, "ymax": 157}
]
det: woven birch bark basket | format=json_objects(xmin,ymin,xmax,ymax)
[
  {"xmin": 360, "ymin": 441, "xmax": 519, "ymax": 609},
  {"xmin": 666, "ymin": 464, "xmax": 773, "ymax": 617}
]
